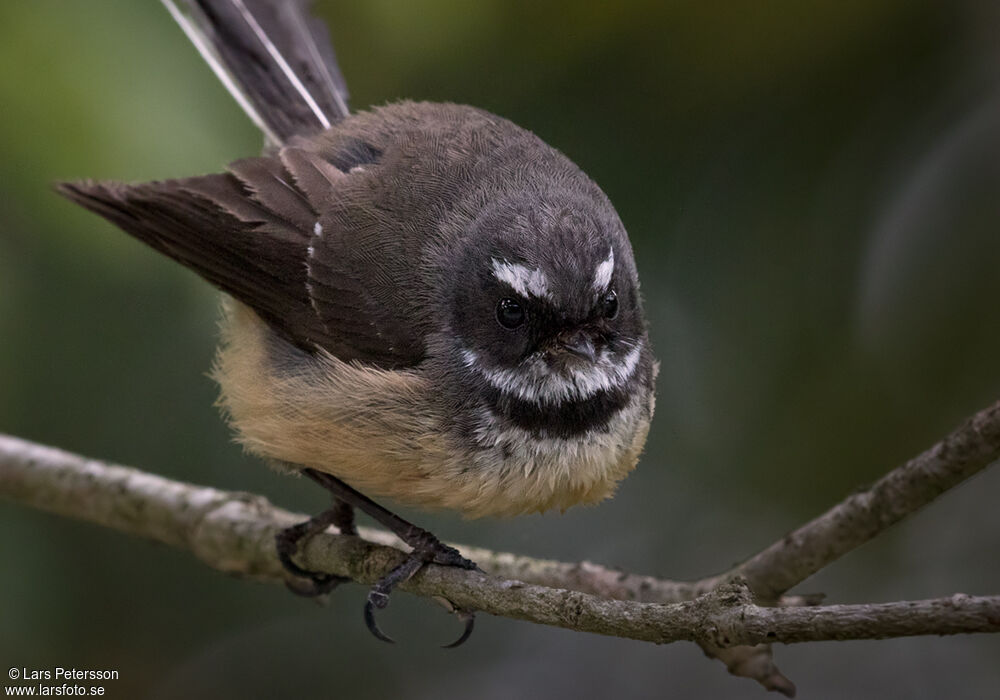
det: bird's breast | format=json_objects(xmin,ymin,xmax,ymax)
[{"xmin": 213, "ymin": 301, "xmax": 654, "ymax": 518}]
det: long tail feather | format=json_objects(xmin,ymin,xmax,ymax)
[{"xmin": 161, "ymin": 0, "xmax": 350, "ymax": 145}]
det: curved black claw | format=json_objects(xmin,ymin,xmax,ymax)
[
  {"xmin": 441, "ymin": 609, "xmax": 476, "ymax": 649},
  {"xmin": 362, "ymin": 555, "xmax": 422, "ymax": 644},
  {"xmin": 361, "ymin": 543, "xmax": 479, "ymax": 645},
  {"xmin": 364, "ymin": 592, "xmax": 396, "ymax": 644}
]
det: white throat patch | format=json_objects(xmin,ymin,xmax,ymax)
[
  {"xmin": 491, "ymin": 258, "xmax": 551, "ymax": 299},
  {"xmin": 462, "ymin": 340, "xmax": 644, "ymax": 404},
  {"xmin": 593, "ymin": 248, "xmax": 614, "ymax": 292}
]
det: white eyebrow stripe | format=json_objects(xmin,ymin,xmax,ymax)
[
  {"xmin": 593, "ymin": 248, "xmax": 614, "ymax": 292},
  {"xmin": 491, "ymin": 258, "xmax": 551, "ymax": 299}
]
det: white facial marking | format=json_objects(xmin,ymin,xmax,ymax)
[
  {"xmin": 463, "ymin": 341, "xmax": 643, "ymax": 404},
  {"xmin": 491, "ymin": 258, "xmax": 551, "ymax": 299},
  {"xmin": 461, "ymin": 349, "xmax": 480, "ymax": 369},
  {"xmin": 313, "ymin": 221, "xmax": 323, "ymax": 237},
  {"xmin": 593, "ymin": 248, "xmax": 614, "ymax": 292}
]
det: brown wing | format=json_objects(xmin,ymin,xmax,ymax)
[{"xmin": 57, "ymin": 142, "xmax": 425, "ymax": 368}]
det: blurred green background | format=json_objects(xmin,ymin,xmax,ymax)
[{"xmin": 2, "ymin": 1, "xmax": 999, "ymax": 698}]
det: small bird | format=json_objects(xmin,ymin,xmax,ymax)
[{"xmin": 58, "ymin": 0, "xmax": 657, "ymax": 645}]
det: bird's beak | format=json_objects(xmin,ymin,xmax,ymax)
[{"xmin": 557, "ymin": 331, "xmax": 598, "ymax": 363}]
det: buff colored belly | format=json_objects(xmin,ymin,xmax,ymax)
[{"xmin": 212, "ymin": 302, "xmax": 652, "ymax": 518}]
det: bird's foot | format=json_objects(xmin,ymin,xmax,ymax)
[
  {"xmin": 276, "ymin": 505, "xmax": 353, "ymax": 596},
  {"xmin": 288, "ymin": 470, "xmax": 481, "ymax": 645},
  {"xmin": 364, "ymin": 529, "xmax": 479, "ymax": 647}
]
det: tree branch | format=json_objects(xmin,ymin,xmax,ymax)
[
  {"xmin": 0, "ymin": 433, "xmax": 798, "ymax": 607},
  {"xmin": 1, "ymin": 397, "xmax": 998, "ymax": 697},
  {"xmin": 707, "ymin": 399, "xmax": 1000, "ymax": 601},
  {"xmin": 2, "ymin": 430, "xmax": 998, "ymax": 642},
  {"xmin": 688, "ymin": 399, "xmax": 1000, "ymax": 694}
]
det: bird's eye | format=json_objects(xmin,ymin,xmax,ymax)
[
  {"xmin": 601, "ymin": 289, "xmax": 619, "ymax": 320},
  {"xmin": 496, "ymin": 298, "xmax": 526, "ymax": 329}
]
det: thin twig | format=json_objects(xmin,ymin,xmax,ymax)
[
  {"xmin": 689, "ymin": 399, "xmax": 1000, "ymax": 694},
  {"xmin": 705, "ymin": 399, "xmax": 1000, "ymax": 601}
]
